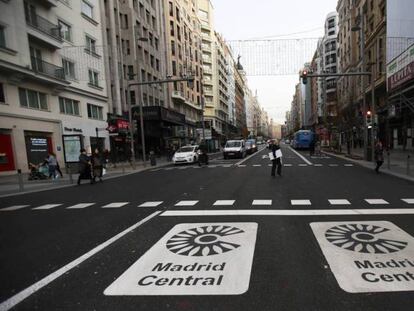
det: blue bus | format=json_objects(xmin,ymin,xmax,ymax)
[{"xmin": 292, "ymin": 130, "xmax": 315, "ymax": 149}]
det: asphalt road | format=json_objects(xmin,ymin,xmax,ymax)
[{"xmin": 1, "ymin": 144, "xmax": 414, "ymax": 311}]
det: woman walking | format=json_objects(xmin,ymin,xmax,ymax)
[
  {"xmin": 91, "ymin": 148, "xmax": 104, "ymax": 183},
  {"xmin": 46, "ymin": 152, "xmax": 57, "ymax": 179},
  {"xmin": 374, "ymin": 141, "xmax": 384, "ymax": 173},
  {"xmin": 270, "ymin": 140, "xmax": 282, "ymax": 177},
  {"xmin": 77, "ymin": 149, "xmax": 92, "ymax": 185}
]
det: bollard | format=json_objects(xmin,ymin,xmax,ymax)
[
  {"xmin": 17, "ymin": 169, "xmax": 24, "ymax": 192},
  {"xmin": 387, "ymin": 151, "xmax": 390, "ymax": 170},
  {"xmin": 408, "ymin": 155, "xmax": 411, "ymax": 176}
]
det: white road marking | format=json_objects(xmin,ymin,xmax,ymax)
[
  {"xmin": 253, "ymin": 164, "xmax": 262, "ymax": 167},
  {"xmin": 344, "ymin": 164, "xmax": 354, "ymax": 167},
  {"xmin": 288, "ymin": 147, "xmax": 313, "ymax": 165},
  {"xmin": 291, "ymin": 200, "xmax": 312, "ymax": 206},
  {"xmin": 32, "ymin": 204, "xmax": 62, "ymax": 210},
  {"xmin": 237, "ymin": 165, "xmax": 247, "ymax": 167},
  {"xmin": 0, "ymin": 205, "xmax": 29, "ymax": 211},
  {"xmin": 328, "ymin": 199, "xmax": 351, "ymax": 205},
  {"xmin": 268, "ymin": 164, "xmax": 273, "ymax": 167},
  {"xmin": 365, "ymin": 199, "xmax": 389, "ymax": 205},
  {"xmin": 298, "ymin": 164, "xmax": 308, "ymax": 167},
  {"xmin": 175, "ymin": 200, "xmax": 199, "ymax": 206},
  {"xmin": 235, "ymin": 147, "xmax": 266, "ymax": 166},
  {"xmin": 329, "ymin": 164, "xmax": 339, "ymax": 167},
  {"xmin": 208, "ymin": 165, "xmax": 218, "ymax": 168},
  {"xmin": 102, "ymin": 202, "xmax": 129, "ymax": 208},
  {"xmin": 139, "ymin": 201, "xmax": 163, "ymax": 207},
  {"xmin": 314, "ymin": 164, "xmax": 323, "ymax": 167},
  {"xmin": 213, "ymin": 200, "xmax": 235, "ymax": 206},
  {"xmin": 402, "ymin": 199, "xmax": 414, "ymax": 204},
  {"xmin": 252, "ymin": 200, "xmax": 272, "ymax": 206},
  {"xmin": 283, "ymin": 164, "xmax": 293, "ymax": 167},
  {"xmin": 161, "ymin": 209, "xmax": 414, "ymax": 216},
  {"xmin": 0, "ymin": 211, "xmax": 161, "ymax": 311},
  {"xmin": 221, "ymin": 164, "xmax": 232, "ymax": 168},
  {"xmin": 164, "ymin": 167, "xmax": 174, "ymax": 171},
  {"xmin": 66, "ymin": 203, "xmax": 95, "ymax": 209}
]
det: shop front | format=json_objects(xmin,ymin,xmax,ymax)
[{"xmin": 107, "ymin": 117, "xmax": 130, "ymax": 162}]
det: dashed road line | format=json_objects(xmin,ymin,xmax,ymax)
[
  {"xmin": 102, "ymin": 202, "xmax": 129, "ymax": 208},
  {"xmin": 66, "ymin": 203, "xmax": 95, "ymax": 209},
  {"xmin": 138, "ymin": 201, "xmax": 164, "ymax": 207},
  {"xmin": 175, "ymin": 200, "xmax": 199, "ymax": 207},
  {"xmin": 328, "ymin": 199, "xmax": 351, "ymax": 205},
  {"xmin": 329, "ymin": 164, "xmax": 339, "ymax": 167},
  {"xmin": 252, "ymin": 200, "xmax": 272, "ymax": 206},
  {"xmin": 314, "ymin": 164, "xmax": 323, "ymax": 167},
  {"xmin": 283, "ymin": 164, "xmax": 293, "ymax": 167},
  {"xmin": 253, "ymin": 164, "xmax": 262, "ymax": 167},
  {"xmin": 402, "ymin": 199, "xmax": 414, "ymax": 204},
  {"xmin": 0, "ymin": 205, "xmax": 29, "ymax": 211},
  {"xmin": 213, "ymin": 200, "xmax": 235, "ymax": 206},
  {"xmin": 32, "ymin": 204, "xmax": 62, "ymax": 210},
  {"xmin": 291, "ymin": 200, "xmax": 312, "ymax": 206},
  {"xmin": 365, "ymin": 199, "xmax": 389, "ymax": 205}
]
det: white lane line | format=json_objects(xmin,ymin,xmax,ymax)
[
  {"xmin": 66, "ymin": 203, "xmax": 95, "ymax": 209},
  {"xmin": 365, "ymin": 199, "xmax": 389, "ymax": 205},
  {"xmin": 283, "ymin": 164, "xmax": 293, "ymax": 167},
  {"xmin": 213, "ymin": 200, "xmax": 235, "ymax": 206},
  {"xmin": 0, "ymin": 205, "xmax": 29, "ymax": 211},
  {"xmin": 329, "ymin": 164, "xmax": 339, "ymax": 167},
  {"xmin": 138, "ymin": 201, "xmax": 163, "ymax": 207},
  {"xmin": 252, "ymin": 200, "xmax": 272, "ymax": 206},
  {"xmin": 314, "ymin": 164, "xmax": 323, "ymax": 167},
  {"xmin": 253, "ymin": 164, "xmax": 262, "ymax": 167},
  {"xmin": 0, "ymin": 211, "xmax": 161, "ymax": 311},
  {"xmin": 207, "ymin": 165, "xmax": 218, "ymax": 168},
  {"xmin": 221, "ymin": 164, "xmax": 233, "ymax": 168},
  {"xmin": 344, "ymin": 164, "xmax": 354, "ymax": 167},
  {"xmin": 235, "ymin": 147, "xmax": 267, "ymax": 166},
  {"xmin": 175, "ymin": 200, "xmax": 199, "ymax": 207},
  {"xmin": 402, "ymin": 199, "xmax": 414, "ymax": 204},
  {"xmin": 32, "ymin": 204, "xmax": 62, "ymax": 210},
  {"xmin": 298, "ymin": 164, "xmax": 308, "ymax": 167},
  {"xmin": 161, "ymin": 209, "xmax": 414, "ymax": 216},
  {"xmin": 288, "ymin": 147, "xmax": 313, "ymax": 165},
  {"xmin": 237, "ymin": 165, "xmax": 247, "ymax": 167},
  {"xmin": 102, "ymin": 202, "xmax": 129, "ymax": 208},
  {"xmin": 328, "ymin": 199, "xmax": 351, "ymax": 205},
  {"xmin": 291, "ymin": 200, "xmax": 312, "ymax": 206},
  {"xmin": 268, "ymin": 164, "xmax": 273, "ymax": 167},
  {"xmin": 164, "ymin": 167, "xmax": 174, "ymax": 171}
]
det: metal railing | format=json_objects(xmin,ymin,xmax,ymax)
[
  {"xmin": 31, "ymin": 57, "xmax": 66, "ymax": 80},
  {"xmin": 25, "ymin": 12, "xmax": 62, "ymax": 41}
]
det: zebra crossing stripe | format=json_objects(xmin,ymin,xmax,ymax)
[
  {"xmin": 139, "ymin": 201, "xmax": 164, "ymax": 207},
  {"xmin": 102, "ymin": 202, "xmax": 129, "ymax": 208},
  {"xmin": 328, "ymin": 199, "xmax": 351, "ymax": 205},
  {"xmin": 252, "ymin": 200, "xmax": 272, "ymax": 206},
  {"xmin": 0, "ymin": 205, "xmax": 29, "ymax": 211},
  {"xmin": 314, "ymin": 164, "xmax": 323, "ymax": 167},
  {"xmin": 175, "ymin": 200, "xmax": 199, "ymax": 207},
  {"xmin": 329, "ymin": 164, "xmax": 339, "ymax": 167},
  {"xmin": 365, "ymin": 199, "xmax": 389, "ymax": 205},
  {"xmin": 344, "ymin": 164, "xmax": 354, "ymax": 167},
  {"xmin": 291, "ymin": 200, "xmax": 311, "ymax": 206},
  {"xmin": 213, "ymin": 200, "xmax": 235, "ymax": 206},
  {"xmin": 402, "ymin": 199, "xmax": 414, "ymax": 204},
  {"xmin": 283, "ymin": 164, "xmax": 293, "ymax": 167},
  {"xmin": 237, "ymin": 165, "xmax": 247, "ymax": 167},
  {"xmin": 253, "ymin": 164, "xmax": 262, "ymax": 167},
  {"xmin": 66, "ymin": 203, "xmax": 95, "ymax": 209},
  {"xmin": 32, "ymin": 204, "xmax": 62, "ymax": 210},
  {"xmin": 298, "ymin": 164, "xmax": 308, "ymax": 167}
]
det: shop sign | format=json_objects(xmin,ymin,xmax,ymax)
[
  {"xmin": 387, "ymin": 44, "xmax": 414, "ymax": 91},
  {"xmin": 104, "ymin": 222, "xmax": 258, "ymax": 296},
  {"xmin": 311, "ymin": 221, "xmax": 414, "ymax": 293},
  {"xmin": 25, "ymin": 137, "xmax": 49, "ymax": 165},
  {"xmin": 64, "ymin": 127, "xmax": 83, "ymax": 133},
  {"xmin": 63, "ymin": 136, "xmax": 82, "ymax": 163},
  {"xmin": 117, "ymin": 119, "xmax": 129, "ymax": 131}
]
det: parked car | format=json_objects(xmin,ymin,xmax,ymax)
[
  {"xmin": 223, "ymin": 140, "xmax": 246, "ymax": 159},
  {"xmin": 245, "ymin": 139, "xmax": 257, "ymax": 154},
  {"xmin": 172, "ymin": 145, "xmax": 199, "ymax": 164},
  {"xmin": 285, "ymin": 139, "xmax": 291, "ymax": 144}
]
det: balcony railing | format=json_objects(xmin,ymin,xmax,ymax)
[
  {"xmin": 31, "ymin": 57, "xmax": 65, "ymax": 80},
  {"xmin": 25, "ymin": 12, "xmax": 62, "ymax": 41}
]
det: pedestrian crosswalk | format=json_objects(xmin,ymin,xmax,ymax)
[{"xmin": 1, "ymin": 197, "xmax": 414, "ymax": 212}]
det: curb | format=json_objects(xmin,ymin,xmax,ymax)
[
  {"xmin": 0, "ymin": 162, "xmax": 172, "ymax": 199},
  {"xmin": 322, "ymin": 151, "xmax": 414, "ymax": 183}
]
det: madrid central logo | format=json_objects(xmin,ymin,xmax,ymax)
[{"xmin": 166, "ymin": 225, "xmax": 244, "ymax": 256}]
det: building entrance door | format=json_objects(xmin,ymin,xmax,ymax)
[{"xmin": 0, "ymin": 133, "xmax": 15, "ymax": 172}]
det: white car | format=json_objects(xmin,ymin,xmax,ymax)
[
  {"xmin": 223, "ymin": 140, "xmax": 246, "ymax": 159},
  {"xmin": 173, "ymin": 145, "xmax": 199, "ymax": 164}
]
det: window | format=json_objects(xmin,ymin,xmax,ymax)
[
  {"xmin": 128, "ymin": 65, "xmax": 134, "ymax": 80},
  {"xmin": 58, "ymin": 20, "xmax": 72, "ymax": 42},
  {"xmin": 62, "ymin": 59, "xmax": 76, "ymax": 79},
  {"xmin": 169, "ymin": 2, "xmax": 173, "ymax": 16},
  {"xmin": 87, "ymin": 104, "xmax": 103, "ymax": 120},
  {"xmin": 0, "ymin": 25, "xmax": 5, "ymax": 48},
  {"xmin": 0, "ymin": 83, "xmax": 5, "ymax": 103},
  {"xmin": 85, "ymin": 35, "xmax": 96, "ymax": 54},
  {"xmin": 88, "ymin": 69, "xmax": 99, "ymax": 86},
  {"xmin": 81, "ymin": 0, "xmax": 93, "ymax": 19},
  {"xmin": 59, "ymin": 97, "xmax": 80, "ymax": 116},
  {"xmin": 18, "ymin": 88, "xmax": 48, "ymax": 110}
]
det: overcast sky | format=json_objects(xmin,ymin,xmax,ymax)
[{"xmin": 210, "ymin": 0, "xmax": 338, "ymax": 124}]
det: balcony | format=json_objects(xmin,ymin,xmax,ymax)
[
  {"xmin": 203, "ymin": 67, "xmax": 212, "ymax": 74},
  {"xmin": 25, "ymin": 12, "xmax": 63, "ymax": 49},
  {"xmin": 204, "ymin": 89, "xmax": 213, "ymax": 96},
  {"xmin": 201, "ymin": 33, "xmax": 212, "ymax": 42},
  {"xmin": 38, "ymin": 0, "xmax": 58, "ymax": 8},
  {"xmin": 202, "ymin": 56, "xmax": 212, "ymax": 64},
  {"xmin": 31, "ymin": 57, "xmax": 66, "ymax": 81},
  {"xmin": 172, "ymin": 90, "xmax": 186, "ymax": 103}
]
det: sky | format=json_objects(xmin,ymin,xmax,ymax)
[{"xmin": 210, "ymin": 0, "xmax": 338, "ymax": 124}]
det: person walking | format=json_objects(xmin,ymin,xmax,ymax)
[
  {"xmin": 309, "ymin": 137, "xmax": 316, "ymax": 157},
  {"xmin": 270, "ymin": 140, "xmax": 282, "ymax": 177},
  {"xmin": 77, "ymin": 148, "xmax": 92, "ymax": 185},
  {"xmin": 374, "ymin": 141, "xmax": 384, "ymax": 173},
  {"xmin": 91, "ymin": 148, "xmax": 104, "ymax": 183},
  {"xmin": 46, "ymin": 152, "xmax": 57, "ymax": 179}
]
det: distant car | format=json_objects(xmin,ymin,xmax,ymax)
[
  {"xmin": 285, "ymin": 139, "xmax": 291, "ymax": 144},
  {"xmin": 223, "ymin": 140, "xmax": 246, "ymax": 159},
  {"xmin": 173, "ymin": 145, "xmax": 199, "ymax": 164},
  {"xmin": 245, "ymin": 139, "xmax": 257, "ymax": 154}
]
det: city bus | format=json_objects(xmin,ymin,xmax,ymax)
[{"xmin": 291, "ymin": 130, "xmax": 315, "ymax": 149}]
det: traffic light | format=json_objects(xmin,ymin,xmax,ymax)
[
  {"xmin": 366, "ymin": 110, "xmax": 372, "ymax": 128},
  {"xmin": 301, "ymin": 70, "xmax": 308, "ymax": 85}
]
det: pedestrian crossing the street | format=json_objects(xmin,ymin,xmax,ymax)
[{"xmin": 2, "ymin": 197, "xmax": 414, "ymax": 212}]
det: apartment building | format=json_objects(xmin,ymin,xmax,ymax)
[
  {"xmin": 163, "ymin": 0, "xmax": 203, "ymax": 146},
  {"xmin": 0, "ymin": 0, "xmax": 108, "ymax": 174},
  {"xmin": 234, "ymin": 60, "xmax": 247, "ymax": 137}
]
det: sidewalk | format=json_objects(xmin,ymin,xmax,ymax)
[
  {"xmin": 0, "ymin": 158, "xmax": 171, "ymax": 198},
  {"xmin": 323, "ymin": 148, "xmax": 414, "ymax": 182}
]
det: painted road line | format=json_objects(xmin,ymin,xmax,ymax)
[
  {"xmin": 329, "ymin": 164, "xmax": 339, "ymax": 167},
  {"xmin": 213, "ymin": 200, "xmax": 235, "ymax": 206},
  {"xmin": 298, "ymin": 164, "xmax": 308, "ymax": 167},
  {"xmin": 175, "ymin": 200, "xmax": 199, "ymax": 207},
  {"xmin": 365, "ymin": 199, "xmax": 389, "ymax": 205},
  {"xmin": 283, "ymin": 164, "xmax": 293, "ymax": 167},
  {"xmin": 0, "ymin": 205, "xmax": 29, "ymax": 212},
  {"xmin": 328, "ymin": 199, "xmax": 351, "ymax": 205},
  {"xmin": 402, "ymin": 199, "xmax": 414, "ymax": 204},
  {"xmin": 102, "ymin": 202, "xmax": 129, "ymax": 208},
  {"xmin": 104, "ymin": 222, "xmax": 258, "ymax": 296},
  {"xmin": 208, "ymin": 165, "xmax": 218, "ymax": 168},
  {"xmin": 32, "ymin": 204, "xmax": 62, "ymax": 210},
  {"xmin": 252, "ymin": 200, "xmax": 272, "ymax": 206},
  {"xmin": 164, "ymin": 167, "xmax": 175, "ymax": 171},
  {"xmin": 314, "ymin": 164, "xmax": 323, "ymax": 167},
  {"xmin": 66, "ymin": 203, "xmax": 95, "ymax": 209},
  {"xmin": 237, "ymin": 165, "xmax": 247, "ymax": 167},
  {"xmin": 0, "ymin": 211, "xmax": 162, "ymax": 311},
  {"xmin": 344, "ymin": 164, "xmax": 354, "ymax": 167},
  {"xmin": 288, "ymin": 146, "xmax": 313, "ymax": 165},
  {"xmin": 268, "ymin": 164, "xmax": 272, "ymax": 167},
  {"xmin": 161, "ymin": 209, "xmax": 414, "ymax": 216},
  {"xmin": 291, "ymin": 200, "xmax": 312, "ymax": 206},
  {"xmin": 222, "ymin": 164, "xmax": 233, "ymax": 168},
  {"xmin": 253, "ymin": 164, "xmax": 262, "ymax": 167},
  {"xmin": 139, "ymin": 201, "xmax": 164, "ymax": 208},
  {"xmin": 235, "ymin": 147, "xmax": 266, "ymax": 166},
  {"xmin": 311, "ymin": 221, "xmax": 414, "ymax": 293}
]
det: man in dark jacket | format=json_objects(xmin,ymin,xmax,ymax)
[
  {"xmin": 271, "ymin": 140, "xmax": 282, "ymax": 177},
  {"xmin": 77, "ymin": 148, "xmax": 92, "ymax": 185}
]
